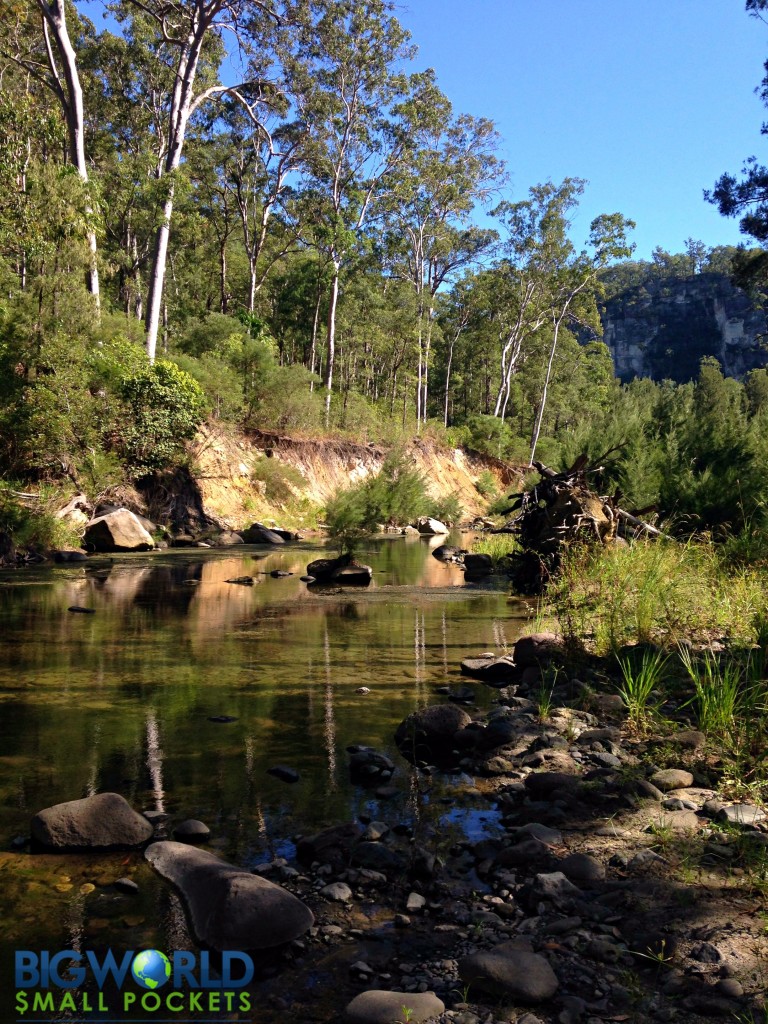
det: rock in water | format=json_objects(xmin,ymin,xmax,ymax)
[
  {"xmin": 306, "ymin": 554, "xmax": 372, "ymax": 585},
  {"xmin": 395, "ymin": 703, "xmax": 472, "ymax": 765},
  {"xmin": 31, "ymin": 793, "xmax": 154, "ymax": 850},
  {"xmin": 145, "ymin": 841, "xmax": 314, "ymax": 950},
  {"xmin": 413, "ymin": 516, "xmax": 449, "ymax": 535},
  {"xmin": 239, "ymin": 522, "xmax": 286, "ymax": 545},
  {"xmin": 84, "ymin": 510, "xmax": 155, "ymax": 552}
]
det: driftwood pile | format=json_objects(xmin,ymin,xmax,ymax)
[{"xmin": 497, "ymin": 453, "xmax": 663, "ymax": 594}]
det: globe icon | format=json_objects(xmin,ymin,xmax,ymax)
[{"xmin": 131, "ymin": 949, "xmax": 171, "ymax": 990}]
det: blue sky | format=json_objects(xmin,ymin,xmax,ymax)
[{"xmin": 395, "ymin": 1, "xmax": 767, "ymax": 260}]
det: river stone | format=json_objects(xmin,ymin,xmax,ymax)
[
  {"xmin": 559, "ymin": 852, "xmax": 605, "ymax": 882},
  {"xmin": 267, "ymin": 765, "xmax": 300, "ymax": 784},
  {"xmin": 84, "ymin": 510, "xmax": 155, "ymax": 552},
  {"xmin": 463, "ymin": 552, "xmax": 493, "ymax": 575},
  {"xmin": 513, "ymin": 632, "xmax": 565, "ymax": 667},
  {"xmin": 461, "ymin": 654, "xmax": 519, "ymax": 684},
  {"xmin": 413, "ymin": 516, "xmax": 449, "ymax": 535},
  {"xmin": 320, "ymin": 881, "xmax": 353, "ymax": 903},
  {"xmin": 31, "ymin": 793, "xmax": 154, "ymax": 850},
  {"xmin": 650, "ymin": 769, "xmax": 694, "ymax": 791},
  {"xmin": 296, "ymin": 823, "xmax": 363, "ymax": 872},
  {"xmin": 240, "ymin": 522, "xmax": 286, "ymax": 544},
  {"xmin": 394, "ymin": 703, "xmax": 472, "ymax": 764},
  {"xmin": 306, "ymin": 555, "xmax": 372, "ymax": 585},
  {"xmin": 524, "ymin": 771, "xmax": 580, "ymax": 797},
  {"xmin": 344, "ymin": 990, "xmax": 445, "ymax": 1024},
  {"xmin": 432, "ymin": 544, "xmax": 461, "ymax": 561},
  {"xmin": 216, "ymin": 531, "xmax": 244, "ymax": 547},
  {"xmin": 716, "ymin": 803, "xmax": 767, "ymax": 826},
  {"xmin": 173, "ymin": 819, "xmax": 211, "ymax": 843},
  {"xmin": 458, "ymin": 943, "xmax": 559, "ymax": 1002},
  {"xmin": 145, "ymin": 841, "xmax": 313, "ymax": 950}
]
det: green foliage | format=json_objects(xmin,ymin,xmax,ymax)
[
  {"xmin": 617, "ymin": 649, "xmax": 669, "ymax": 732},
  {"xmin": 118, "ymin": 360, "xmax": 206, "ymax": 476},
  {"xmin": 325, "ymin": 451, "xmax": 432, "ymax": 546},
  {"xmin": 470, "ymin": 532, "xmax": 519, "ymax": 565},
  {"xmin": 0, "ymin": 484, "xmax": 82, "ymax": 551},
  {"xmin": 429, "ymin": 491, "xmax": 463, "ymax": 526},
  {"xmin": 252, "ymin": 457, "xmax": 305, "ymax": 503},
  {"xmin": 475, "ymin": 470, "xmax": 498, "ymax": 498}
]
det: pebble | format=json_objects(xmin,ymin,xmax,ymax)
[{"xmin": 320, "ymin": 881, "xmax": 353, "ymax": 903}]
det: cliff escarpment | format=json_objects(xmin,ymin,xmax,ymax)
[{"xmin": 601, "ymin": 272, "xmax": 768, "ymax": 382}]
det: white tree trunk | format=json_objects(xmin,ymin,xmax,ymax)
[{"xmin": 324, "ymin": 262, "xmax": 340, "ymax": 426}]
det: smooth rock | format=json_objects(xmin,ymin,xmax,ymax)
[
  {"xmin": 413, "ymin": 517, "xmax": 449, "ymax": 535},
  {"xmin": 650, "ymin": 769, "xmax": 694, "ymax": 791},
  {"xmin": 145, "ymin": 841, "xmax": 313, "ymax": 950},
  {"xmin": 320, "ymin": 881, "xmax": 353, "ymax": 903},
  {"xmin": 296, "ymin": 823, "xmax": 363, "ymax": 872},
  {"xmin": 240, "ymin": 522, "xmax": 286, "ymax": 544},
  {"xmin": 173, "ymin": 819, "xmax": 211, "ymax": 843},
  {"xmin": 394, "ymin": 703, "xmax": 472, "ymax": 764},
  {"xmin": 513, "ymin": 632, "xmax": 565, "ymax": 667},
  {"xmin": 84, "ymin": 510, "xmax": 155, "ymax": 553},
  {"xmin": 716, "ymin": 803, "xmax": 766, "ymax": 826},
  {"xmin": 344, "ymin": 990, "xmax": 445, "ymax": 1024},
  {"xmin": 458, "ymin": 943, "xmax": 559, "ymax": 1002},
  {"xmin": 559, "ymin": 852, "xmax": 605, "ymax": 882},
  {"xmin": 31, "ymin": 793, "xmax": 154, "ymax": 850}
]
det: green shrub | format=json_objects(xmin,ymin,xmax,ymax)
[
  {"xmin": 252, "ymin": 457, "xmax": 305, "ymax": 503},
  {"xmin": 325, "ymin": 451, "xmax": 432, "ymax": 547},
  {"xmin": 429, "ymin": 491, "xmax": 463, "ymax": 526},
  {"xmin": 475, "ymin": 470, "xmax": 498, "ymax": 498},
  {"xmin": 119, "ymin": 361, "xmax": 206, "ymax": 476}
]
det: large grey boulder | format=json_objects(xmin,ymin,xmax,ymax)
[
  {"xmin": 239, "ymin": 522, "xmax": 286, "ymax": 544},
  {"xmin": 84, "ymin": 510, "xmax": 155, "ymax": 552},
  {"xmin": 31, "ymin": 793, "xmax": 154, "ymax": 850},
  {"xmin": 458, "ymin": 943, "xmax": 559, "ymax": 1002},
  {"xmin": 345, "ymin": 990, "xmax": 445, "ymax": 1024},
  {"xmin": 145, "ymin": 841, "xmax": 314, "ymax": 950},
  {"xmin": 513, "ymin": 632, "xmax": 566, "ymax": 667}
]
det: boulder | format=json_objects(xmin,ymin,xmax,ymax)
[
  {"xmin": 296, "ymin": 823, "xmax": 363, "ymax": 872},
  {"xmin": 461, "ymin": 654, "xmax": 520, "ymax": 685},
  {"xmin": 216, "ymin": 531, "xmax": 245, "ymax": 547},
  {"xmin": 458, "ymin": 943, "xmax": 559, "ymax": 1002},
  {"xmin": 413, "ymin": 516, "xmax": 449, "ymax": 535},
  {"xmin": 344, "ymin": 991, "xmax": 445, "ymax": 1024},
  {"xmin": 348, "ymin": 747, "xmax": 395, "ymax": 786},
  {"xmin": 306, "ymin": 554, "xmax": 372, "ymax": 585},
  {"xmin": 145, "ymin": 841, "xmax": 313, "ymax": 950},
  {"xmin": 31, "ymin": 793, "xmax": 154, "ymax": 850},
  {"xmin": 649, "ymin": 769, "xmax": 695, "ymax": 792},
  {"xmin": 513, "ymin": 632, "xmax": 566, "ymax": 667},
  {"xmin": 239, "ymin": 522, "xmax": 286, "ymax": 545},
  {"xmin": 84, "ymin": 510, "xmax": 155, "ymax": 552},
  {"xmin": 395, "ymin": 703, "xmax": 472, "ymax": 765},
  {"xmin": 463, "ymin": 552, "xmax": 494, "ymax": 575},
  {"xmin": 432, "ymin": 544, "xmax": 462, "ymax": 561}
]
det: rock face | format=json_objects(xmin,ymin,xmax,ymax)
[
  {"xmin": 145, "ymin": 841, "xmax": 314, "ymax": 950},
  {"xmin": 602, "ymin": 271, "xmax": 768, "ymax": 383},
  {"xmin": 31, "ymin": 793, "xmax": 154, "ymax": 849},
  {"xmin": 84, "ymin": 510, "xmax": 155, "ymax": 552}
]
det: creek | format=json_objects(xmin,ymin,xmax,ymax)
[{"xmin": 0, "ymin": 534, "xmax": 532, "ymax": 1014}]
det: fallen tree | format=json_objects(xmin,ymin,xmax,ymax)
[{"xmin": 496, "ymin": 452, "xmax": 664, "ymax": 593}]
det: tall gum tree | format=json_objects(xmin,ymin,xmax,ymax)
[
  {"xmin": 382, "ymin": 96, "xmax": 502, "ymax": 427},
  {"xmin": 113, "ymin": 0, "xmax": 285, "ymax": 361},
  {"xmin": 1, "ymin": 0, "xmax": 100, "ymax": 307},
  {"xmin": 282, "ymin": 0, "xmax": 424, "ymax": 424}
]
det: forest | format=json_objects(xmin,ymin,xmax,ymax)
[{"xmin": 2, "ymin": 0, "xmax": 768, "ymax": 551}]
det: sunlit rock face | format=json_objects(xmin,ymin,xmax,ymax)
[{"xmin": 601, "ymin": 273, "xmax": 767, "ymax": 382}]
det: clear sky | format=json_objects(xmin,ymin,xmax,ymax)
[{"xmin": 395, "ymin": 0, "xmax": 767, "ymax": 260}]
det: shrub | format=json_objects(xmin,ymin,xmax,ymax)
[
  {"xmin": 119, "ymin": 361, "xmax": 206, "ymax": 476},
  {"xmin": 429, "ymin": 491, "xmax": 463, "ymax": 526},
  {"xmin": 252, "ymin": 457, "xmax": 305, "ymax": 503},
  {"xmin": 475, "ymin": 470, "xmax": 498, "ymax": 498}
]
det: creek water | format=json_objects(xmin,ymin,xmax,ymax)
[{"xmin": 0, "ymin": 534, "xmax": 532, "ymax": 1019}]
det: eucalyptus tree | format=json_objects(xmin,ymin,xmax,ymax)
[
  {"xmin": 1, "ymin": 0, "xmax": 100, "ymax": 305},
  {"xmin": 112, "ymin": 0, "xmax": 286, "ymax": 361},
  {"xmin": 281, "ymin": 0, "xmax": 426, "ymax": 423},
  {"xmin": 382, "ymin": 93, "xmax": 502, "ymax": 427}
]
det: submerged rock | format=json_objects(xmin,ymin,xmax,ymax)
[
  {"xmin": 145, "ymin": 840, "xmax": 314, "ymax": 950},
  {"xmin": 31, "ymin": 793, "xmax": 154, "ymax": 850},
  {"xmin": 395, "ymin": 703, "xmax": 472, "ymax": 765},
  {"xmin": 306, "ymin": 554, "xmax": 372, "ymax": 585}
]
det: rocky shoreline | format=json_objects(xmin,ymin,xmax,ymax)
[{"xmin": 19, "ymin": 631, "xmax": 768, "ymax": 1024}]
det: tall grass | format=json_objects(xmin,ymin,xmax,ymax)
[
  {"xmin": 617, "ymin": 648, "xmax": 669, "ymax": 732},
  {"xmin": 470, "ymin": 533, "xmax": 520, "ymax": 565},
  {"xmin": 551, "ymin": 537, "xmax": 768, "ymax": 655}
]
